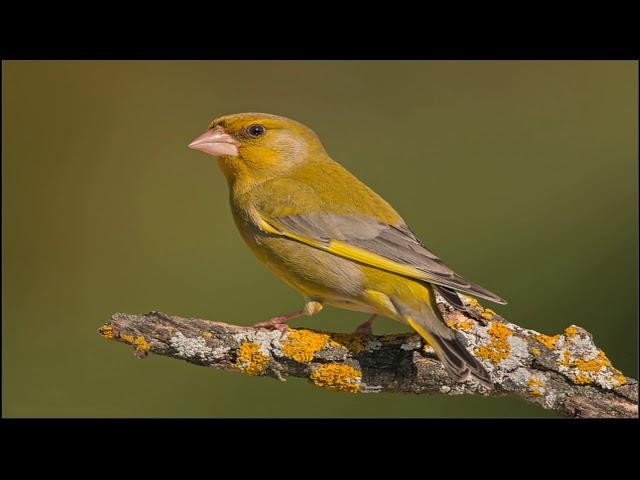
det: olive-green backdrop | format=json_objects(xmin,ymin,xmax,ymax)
[{"xmin": 2, "ymin": 61, "xmax": 637, "ymax": 417}]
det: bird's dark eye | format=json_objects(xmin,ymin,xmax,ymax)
[{"xmin": 247, "ymin": 124, "xmax": 265, "ymax": 138}]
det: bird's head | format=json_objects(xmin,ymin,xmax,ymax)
[{"xmin": 189, "ymin": 113, "xmax": 326, "ymax": 188}]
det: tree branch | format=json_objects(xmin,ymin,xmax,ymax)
[{"xmin": 99, "ymin": 296, "xmax": 637, "ymax": 418}]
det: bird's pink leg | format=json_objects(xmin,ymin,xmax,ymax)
[
  {"xmin": 253, "ymin": 310, "xmax": 305, "ymax": 332},
  {"xmin": 355, "ymin": 314, "xmax": 377, "ymax": 335}
]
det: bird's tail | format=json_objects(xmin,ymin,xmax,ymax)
[{"xmin": 402, "ymin": 294, "xmax": 493, "ymax": 389}]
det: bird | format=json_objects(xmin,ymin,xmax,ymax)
[{"xmin": 188, "ymin": 112, "xmax": 506, "ymax": 388}]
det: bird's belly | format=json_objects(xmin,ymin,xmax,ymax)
[{"xmin": 243, "ymin": 231, "xmax": 370, "ymax": 306}]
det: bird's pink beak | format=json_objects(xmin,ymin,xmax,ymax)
[{"xmin": 188, "ymin": 126, "xmax": 240, "ymax": 157}]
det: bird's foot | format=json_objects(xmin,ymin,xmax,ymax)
[
  {"xmin": 354, "ymin": 314, "xmax": 377, "ymax": 335},
  {"xmin": 254, "ymin": 310, "xmax": 304, "ymax": 332}
]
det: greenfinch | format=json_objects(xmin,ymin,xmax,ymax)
[{"xmin": 189, "ymin": 113, "xmax": 506, "ymax": 388}]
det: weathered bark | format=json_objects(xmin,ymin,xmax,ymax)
[{"xmin": 99, "ymin": 296, "xmax": 637, "ymax": 418}]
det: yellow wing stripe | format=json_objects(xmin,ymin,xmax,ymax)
[
  {"xmin": 261, "ymin": 214, "xmax": 433, "ymax": 278},
  {"xmin": 253, "ymin": 214, "xmax": 282, "ymax": 235},
  {"xmin": 288, "ymin": 234, "xmax": 435, "ymax": 283},
  {"xmin": 328, "ymin": 240, "xmax": 430, "ymax": 280},
  {"xmin": 260, "ymin": 214, "xmax": 444, "ymax": 285}
]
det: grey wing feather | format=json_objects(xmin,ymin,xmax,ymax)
[{"xmin": 274, "ymin": 213, "xmax": 506, "ymax": 305}]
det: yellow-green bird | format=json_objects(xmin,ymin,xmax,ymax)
[{"xmin": 189, "ymin": 112, "xmax": 506, "ymax": 388}]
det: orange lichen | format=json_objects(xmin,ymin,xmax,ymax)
[
  {"xmin": 481, "ymin": 308, "xmax": 496, "ymax": 322},
  {"xmin": 447, "ymin": 319, "xmax": 474, "ymax": 331},
  {"xmin": 574, "ymin": 351, "xmax": 611, "ymax": 373},
  {"xmin": 460, "ymin": 320, "xmax": 475, "ymax": 330},
  {"xmin": 99, "ymin": 326, "xmax": 150, "ymax": 354},
  {"xmin": 310, "ymin": 364, "xmax": 362, "ymax": 393},
  {"xmin": 557, "ymin": 348, "xmax": 624, "ymax": 387},
  {"xmin": 528, "ymin": 377, "xmax": 545, "ymax": 396},
  {"xmin": 330, "ymin": 333, "xmax": 368, "ymax": 353},
  {"xmin": 575, "ymin": 372, "xmax": 592, "ymax": 384},
  {"xmin": 201, "ymin": 331, "xmax": 213, "ymax": 339},
  {"xmin": 531, "ymin": 347, "xmax": 541, "ymax": 357},
  {"xmin": 281, "ymin": 329, "xmax": 331, "ymax": 362},
  {"xmin": 99, "ymin": 325, "xmax": 115, "ymax": 340},
  {"xmin": 468, "ymin": 298, "xmax": 479, "ymax": 308},
  {"xmin": 564, "ymin": 325, "xmax": 579, "ymax": 338},
  {"xmin": 534, "ymin": 333, "xmax": 560, "ymax": 350},
  {"xmin": 475, "ymin": 322, "xmax": 512, "ymax": 364},
  {"xmin": 598, "ymin": 351, "xmax": 613, "ymax": 366},
  {"xmin": 237, "ymin": 342, "xmax": 269, "ymax": 376},
  {"xmin": 559, "ymin": 350, "xmax": 572, "ymax": 367},
  {"xmin": 133, "ymin": 336, "xmax": 151, "ymax": 353},
  {"xmin": 612, "ymin": 374, "xmax": 627, "ymax": 387}
]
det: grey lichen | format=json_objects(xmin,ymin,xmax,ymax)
[
  {"xmin": 499, "ymin": 336, "xmax": 531, "ymax": 375},
  {"xmin": 401, "ymin": 335, "xmax": 422, "ymax": 351},
  {"xmin": 233, "ymin": 328, "xmax": 284, "ymax": 357},
  {"xmin": 169, "ymin": 331, "xmax": 216, "ymax": 360},
  {"xmin": 364, "ymin": 338, "xmax": 382, "ymax": 351}
]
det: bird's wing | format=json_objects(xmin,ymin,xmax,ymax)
[{"xmin": 255, "ymin": 209, "xmax": 506, "ymax": 305}]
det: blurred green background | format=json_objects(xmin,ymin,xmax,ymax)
[{"xmin": 2, "ymin": 61, "xmax": 637, "ymax": 418}]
